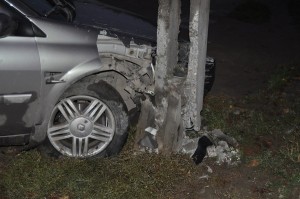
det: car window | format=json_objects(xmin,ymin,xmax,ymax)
[
  {"xmin": 0, "ymin": 1, "xmax": 13, "ymax": 16},
  {"xmin": 0, "ymin": 1, "xmax": 34, "ymax": 37}
]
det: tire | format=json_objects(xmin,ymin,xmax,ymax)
[{"xmin": 42, "ymin": 78, "xmax": 129, "ymax": 158}]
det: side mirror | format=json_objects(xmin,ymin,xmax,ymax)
[{"xmin": 0, "ymin": 13, "xmax": 17, "ymax": 38}]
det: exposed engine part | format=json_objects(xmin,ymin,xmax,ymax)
[
  {"xmin": 97, "ymin": 34, "xmax": 154, "ymax": 68},
  {"xmin": 96, "ymin": 35, "xmax": 215, "ymax": 112},
  {"xmin": 97, "ymin": 35, "xmax": 155, "ymax": 110}
]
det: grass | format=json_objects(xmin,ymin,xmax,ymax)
[
  {"xmin": 267, "ymin": 65, "xmax": 296, "ymax": 91},
  {"xmin": 0, "ymin": 66, "xmax": 299, "ymax": 198},
  {"xmin": 202, "ymin": 71, "xmax": 300, "ymax": 198},
  {"xmin": 0, "ymin": 150, "xmax": 200, "ymax": 199}
]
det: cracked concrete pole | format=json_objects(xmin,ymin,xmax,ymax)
[
  {"xmin": 182, "ymin": 0, "xmax": 211, "ymax": 131},
  {"xmin": 155, "ymin": 0, "xmax": 182, "ymax": 154},
  {"xmin": 156, "ymin": 0, "xmax": 181, "ymax": 91}
]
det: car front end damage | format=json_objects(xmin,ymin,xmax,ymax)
[
  {"xmin": 0, "ymin": 0, "xmax": 215, "ymax": 157},
  {"xmin": 67, "ymin": 0, "xmax": 216, "ymax": 110},
  {"xmin": 95, "ymin": 30, "xmax": 216, "ymax": 111}
]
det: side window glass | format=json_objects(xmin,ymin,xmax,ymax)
[{"xmin": 0, "ymin": 2, "xmax": 34, "ymax": 37}]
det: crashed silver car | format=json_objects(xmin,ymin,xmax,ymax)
[{"xmin": 0, "ymin": 0, "xmax": 215, "ymax": 158}]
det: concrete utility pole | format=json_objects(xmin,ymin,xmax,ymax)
[
  {"xmin": 135, "ymin": 0, "xmax": 211, "ymax": 154},
  {"xmin": 182, "ymin": 0, "xmax": 211, "ymax": 131},
  {"xmin": 155, "ymin": 0, "xmax": 181, "ymax": 92},
  {"xmin": 155, "ymin": 0, "xmax": 183, "ymax": 154},
  {"xmin": 135, "ymin": 0, "xmax": 183, "ymax": 155}
]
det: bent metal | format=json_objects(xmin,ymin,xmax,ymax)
[{"xmin": 0, "ymin": 0, "xmax": 212, "ymax": 156}]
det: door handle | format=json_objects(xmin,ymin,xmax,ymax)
[
  {"xmin": 46, "ymin": 78, "xmax": 65, "ymax": 84},
  {"xmin": 45, "ymin": 72, "xmax": 65, "ymax": 84}
]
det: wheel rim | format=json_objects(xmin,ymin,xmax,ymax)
[{"xmin": 47, "ymin": 95, "xmax": 116, "ymax": 158}]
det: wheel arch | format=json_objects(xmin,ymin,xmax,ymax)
[
  {"xmin": 42, "ymin": 81, "xmax": 129, "ymax": 158},
  {"xmin": 31, "ymin": 54, "xmax": 150, "ymax": 145},
  {"xmin": 31, "ymin": 61, "xmax": 130, "ymax": 145}
]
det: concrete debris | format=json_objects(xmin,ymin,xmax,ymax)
[
  {"xmin": 207, "ymin": 129, "xmax": 238, "ymax": 147},
  {"xmin": 199, "ymin": 174, "xmax": 209, "ymax": 180},
  {"xmin": 138, "ymin": 127, "xmax": 158, "ymax": 153},
  {"xmin": 207, "ymin": 141, "xmax": 241, "ymax": 166},
  {"xmin": 180, "ymin": 129, "xmax": 240, "ymax": 166},
  {"xmin": 180, "ymin": 137, "xmax": 199, "ymax": 154},
  {"xmin": 145, "ymin": 127, "xmax": 158, "ymax": 136},
  {"xmin": 206, "ymin": 165, "xmax": 213, "ymax": 173},
  {"xmin": 137, "ymin": 127, "xmax": 241, "ymax": 165}
]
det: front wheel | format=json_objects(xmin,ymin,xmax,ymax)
[{"xmin": 45, "ymin": 81, "xmax": 129, "ymax": 158}]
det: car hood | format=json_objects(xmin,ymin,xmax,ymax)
[{"xmin": 73, "ymin": 1, "xmax": 158, "ymax": 46}]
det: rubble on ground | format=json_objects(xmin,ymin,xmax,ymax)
[
  {"xmin": 181, "ymin": 129, "xmax": 241, "ymax": 166},
  {"xmin": 137, "ymin": 127, "xmax": 241, "ymax": 166}
]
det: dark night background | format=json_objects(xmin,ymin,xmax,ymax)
[{"xmin": 95, "ymin": 0, "xmax": 300, "ymax": 96}]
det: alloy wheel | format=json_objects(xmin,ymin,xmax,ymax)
[{"xmin": 47, "ymin": 95, "xmax": 115, "ymax": 158}]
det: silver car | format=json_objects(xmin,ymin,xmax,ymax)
[
  {"xmin": 0, "ymin": 0, "xmax": 134, "ymax": 158},
  {"xmin": 0, "ymin": 0, "xmax": 215, "ymax": 158}
]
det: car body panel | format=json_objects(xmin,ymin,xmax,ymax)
[
  {"xmin": 0, "ymin": 0, "xmax": 103, "ymax": 145},
  {"xmin": 0, "ymin": 0, "xmax": 215, "ymax": 148},
  {"xmin": 0, "ymin": 1, "xmax": 41, "ymax": 138},
  {"xmin": 30, "ymin": 16, "xmax": 102, "ymax": 122}
]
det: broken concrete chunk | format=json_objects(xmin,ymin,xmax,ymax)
[
  {"xmin": 180, "ymin": 129, "xmax": 240, "ymax": 166},
  {"xmin": 137, "ymin": 127, "xmax": 159, "ymax": 153},
  {"xmin": 199, "ymin": 174, "xmax": 209, "ymax": 180},
  {"xmin": 206, "ymin": 165, "xmax": 213, "ymax": 173},
  {"xmin": 180, "ymin": 137, "xmax": 199, "ymax": 154},
  {"xmin": 207, "ymin": 141, "xmax": 241, "ymax": 166},
  {"xmin": 145, "ymin": 127, "xmax": 158, "ymax": 136},
  {"xmin": 206, "ymin": 145, "xmax": 217, "ymax": 157},
  {"xmin": 138, "ymin": 132, "xmax": 158, "ymax": 150},
  {"xmin": 207, "ymin": 129, "xmax": 239, "ymax": 147}
]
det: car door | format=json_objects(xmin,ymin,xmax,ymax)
[{"xmin": 0, "ymin": 1, "xmax": 41, "ymax": 144}]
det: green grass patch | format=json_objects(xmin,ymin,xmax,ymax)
[
  {"xmin": 203, "ymin": 76, "xmax": 300, "ymax": 198},
  {"xmin": 267, "ymin": 65, "xmax": 296, "ymax": 91},
  {"xmin": 0, "ymin": 151, "xmax": 199, "ymax": 199},
  {"xmin": 203, "ymin": 63, "xmax": 300, "ymax": 197},
  {"xmin": 1, "ymin": 65, "xmax": 299, "ymax": 199}
]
